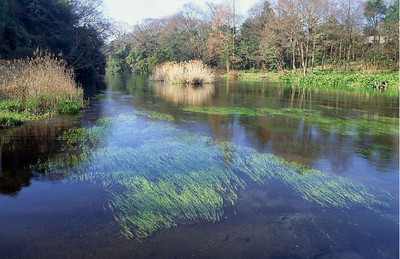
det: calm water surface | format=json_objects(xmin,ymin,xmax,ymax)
[{"xmin": 0, "ymin": 74, "xmax": 398, "ymax": 258}]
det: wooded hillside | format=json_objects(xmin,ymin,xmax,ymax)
[{"xmin": 107, "ymin": 0, "xmax": 399, "ymax": 74}]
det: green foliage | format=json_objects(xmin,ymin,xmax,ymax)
[
  {"xmin": 0, "ymin": 97, "xmax": 83, "ymax": 127},
  {"xmin": 364, "ymin": 0, "xmax": 387, "ymax": 25},
  {"xmin": 278, "ymin": 72, "xmax": 399, "ymax": 89},
  {"xmin": 37, "ymin": 115, "xmax": 392, "ymax": 239},
  {"xmin": 125, "ymin": 49, "xmax": 151, "ymax": 74},
  {"xmin": 0, "ymin": 0, "xmax": 106, "ymax": 75},
  {"xmin": 0, "ymin": 99, "xmax": 30, "ymax": 126},
  {"xmin": 105, "ymin": 0, "xmax": 398, "ymax": 73},
  {"xmin": 385, "ymin": 0, "xmax": 399, "ymax": 23},
  {"xmin": 57, "ymin": 100, "xmax": 81, "ymax": 115},
  {"xmin": 106, "ymin": 44, "xmax": 130, "ymax": 74}
]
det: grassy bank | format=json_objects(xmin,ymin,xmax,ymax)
[
  {"xmin": 223, "ymin": 70, "xmax": 399, "ymax": 90},
  {"xmin": 221, "ymin": 69, "xmax": 282, "ymax": 81},
  {"xmin": 0, "ymin": 52, "xmax": 84, "ymax": 127}
]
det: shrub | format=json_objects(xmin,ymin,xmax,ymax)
[{"xmin": 151, "ymin": 60, "xmax": 215, "ymax": 85}]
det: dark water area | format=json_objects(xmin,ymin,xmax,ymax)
[{"xmin": 0, "ymin": 74, "xmax": 398, "ymax": 258}]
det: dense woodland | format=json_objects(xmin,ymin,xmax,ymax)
[
  {"xmin": 0, "ymin": 0, "xmax": 398, "ymax": 76},
  {"xmin": 107, "ymin": 0, "xmax": 399, "ymax": 75},
  {"xmin": 0, "ymin": 0, "xmax": 109, "ymax": 75}
]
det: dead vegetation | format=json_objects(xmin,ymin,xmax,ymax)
[{"xmin": 151, "ymin": 60, "xmax": 215, "ymax": 85}]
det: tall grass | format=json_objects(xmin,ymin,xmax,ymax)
[
  {"xmin": 0, "ymin": 50, "xmax": 84, "ymax": 127},
  {"xmin": 151, "ymin": 60, "xmax": 215, "ymax": 85}
]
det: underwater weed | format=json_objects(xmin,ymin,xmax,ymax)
[
  {"xmin": 183, "ymin": 106, "xmax": 398, "ymax": 136},
  {"xmin": 136, "ymin": 110, "xmax": 174, "ymax": 121},
  {"xmin": 37, "ymin": 115, "xmax": 393, "ymax": 238}
]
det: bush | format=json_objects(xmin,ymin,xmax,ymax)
[{"xmin": 151, "ymin": 60, "xmax": 215, "ymax": 85}]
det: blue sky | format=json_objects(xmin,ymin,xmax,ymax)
[{"xmin": 103, "ymin": 0, "xmax": 260, "ymax": 25}]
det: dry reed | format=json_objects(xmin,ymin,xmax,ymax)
[
  {"xmin": 0, "ymin": 50, "xmax": 83, "ymax": 115},
  {"xmin": 151, "ymin": 60, "xmax": 215, "ymax": 85}
]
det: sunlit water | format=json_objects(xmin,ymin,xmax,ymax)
[{"xmin": 0, "ymin": 74, "xmax": 398, "ymax": 258}]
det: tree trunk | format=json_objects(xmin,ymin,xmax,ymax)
[
  {"xmin": 311, "ymin": 35, "xmax": 316, "ymax": 74},
  {"xmin": 226, "ymin": 47, "xmax": 230, "ymax": 73},
  {"xmin": 300, "ymin": 42, "xmax": 306, "ymax": 76},
  {"xmin": 305, "ymin": 34, "xmax": 309, "ymax": 74},
  {"xmin": 291, "ymin": 38, "xmax": 297, "ymax": 73}
]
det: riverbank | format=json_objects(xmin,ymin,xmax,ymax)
[
  {"xmin": 222, "ymin": 70, "xmax": 399, "ymax": 90},
  {"xmin": 0, "ymin": 53, "xmax": 84, "ymax": 128}
]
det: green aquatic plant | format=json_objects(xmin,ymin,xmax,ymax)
[
  {"xmin": 93, "ymin": 93, "xmax": 107, "ymax": 99},
  {"xmin": 136, "ymin": 110, "xmax": 175, "ymax": 121},
  {"xmin": 278, "ymin": 72, "xmax": 399, "ymax": 90},
  {"xmin": 183, "ymin": 106, "xmax": 265, "ymax": 116},
  {"xmin": 356, "ymin": 148, "xmax": 374, "ymax": 157},
  {"xmin": 355, "ymin": 143, "xmax": 394, "ymax": 159},
  {"xmin": 57, "ymin": 100, "xmax": 81, "ymax": 115},
  {"xmin": 37, "ymin": 115, "xmax": 393, "ymax": 239},
  {"xmin": 182, "ymin": 106, "xmax": 399, "ymax": 136}
]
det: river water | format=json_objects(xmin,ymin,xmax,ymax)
[{"xmin": 0, "ymin": 74, "xmax": 398, "ymax": 258}]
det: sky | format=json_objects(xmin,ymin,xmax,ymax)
[{"xmin": 102, "ymin": 0, "xmax": 260, "ymax": 25}]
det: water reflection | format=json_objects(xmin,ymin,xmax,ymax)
[
  {"xmin": 103, "ymin": 75, "xmax": 398, "ymax": 188},
  {"xmin": 0, "ymin": 74, "xmax": 398, "ymax": 257},
  {"xmin": 0, "ymin": 144, "xmax": 2, "ymax": 178},
  {"xmin": 152, "ymin": 82, "xmax": 215, "ymax": 106},
  {"xmin": 1, "ymin": 75, "xmax": 398, "ymax": 197},
  {"xmin": 0, "ymin": 118, "xmax": 79, "ymax": 195}
]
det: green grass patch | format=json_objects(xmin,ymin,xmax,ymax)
[
  {"xmin": 0, "ymin": 99, "xmax": 31, "ymax": 126},
  {"xmin": 278, "ymin": 71, "xmax": 399, "ymax": 90},
  {"xmin": 0, "ymin": 98, "xmax": 82, "ymax": 128},
  {"xmin": 0, "ymin": 110, "xmax": 30, "ymax": 127},
  {"xmin": 36, "ymin": 115, "xmax": 393, "ymax": 239},
  {"xmin": 221, "ymin": 70, "xmax": 282, "ymax": 81},
  {"xmin": 57, "ymin": 100, "xmax": 81, "ymax": 115}
]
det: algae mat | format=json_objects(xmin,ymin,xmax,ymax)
[{"xmin": 37, "ymin": 114, "xmax": 392, "ymax": 239}]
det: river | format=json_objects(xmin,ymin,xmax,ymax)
[{"xmin": 0, "ymin": 74, "xmax": 398, "ymax": 258}]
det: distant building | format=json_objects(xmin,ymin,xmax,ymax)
[{"xmin": 366, "ymin": 36, "xmax": 386, "ymax": 44}]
